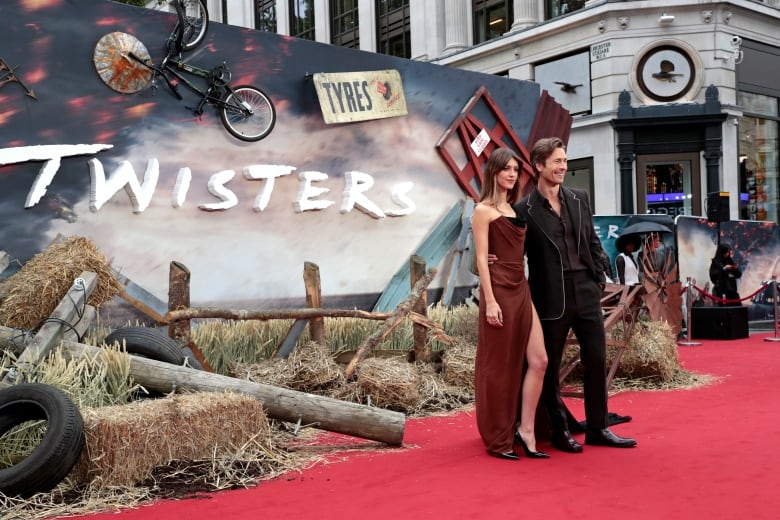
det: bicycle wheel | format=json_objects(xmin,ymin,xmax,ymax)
[
  {"xmin": 154, "ymin": 0, "xmax": 209, "ymax": 52},
  {"xmin": 219, "ymin": 85, "xmax": 276, "ymax": 142}
]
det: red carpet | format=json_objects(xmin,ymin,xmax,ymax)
[{"xmin": 69, "ymin": 333, "xmax": 780, "ymax": 520}]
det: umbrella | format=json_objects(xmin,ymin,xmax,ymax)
[{"xmin": 618, "ymin": 221, "xmax": 673, "ymax": 237}]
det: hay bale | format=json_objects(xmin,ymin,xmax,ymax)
[
  {"xmin": 232, "ymin": 357, "xmax": 294, "ymax": 388},
  {"xmin": 617, "ymin": 320, "xmax": 678, "ymax": 381},
  {"xmin": 0, "ymin": 236, "xmax": 122, "ymax": 330},
  {"xmin": 563, "ymin": 319, "xmax": 679, "ymax": 383},
  {"xmin": 71, "ymin": 392, "xmax": 269, "ymax": 487},
  {"xmin": 231, "ymin": 342, "xmax": 344, "ymax": 393},
  {"xmin": 440, "ymin": 340, "xmax": 476, "ymax": 392},
  {"xmin": 410, "ymin": 361, "xmax": 473, "ymax": 417},
  {"xmin": 286, "ymin": 341, "xmax": 345, "ymax": 392},
  {"xmin": 355, "ymin": 357, "xmax": 420, "ymax": 412}
]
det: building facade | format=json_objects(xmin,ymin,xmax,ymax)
[{"xmin": 195, "ymin": 0, "xmax": 780, "ymax": 222}]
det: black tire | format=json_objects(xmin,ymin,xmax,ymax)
[
  {"xmin": 220, "ymin": 85, "xmax": 276, "ymax": 142},
  {"xmin": 104, "ymin": 327, "xmax": 187, "ymax": 366},
  {"xmin": 0, "ymin": 383, "xmax": 85, "ymax": 497},
  {"xmin": 163, "ymin": 0, "xmax": 209, "ymax": 52}
]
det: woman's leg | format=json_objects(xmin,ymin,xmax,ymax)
[{"xmin": 518, "ymin": 307, "xmax": 548, "ymax": 452}]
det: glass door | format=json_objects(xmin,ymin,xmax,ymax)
[{"xmin": 636, "ymin": 153, "xmax": 701, "ymax": 217}]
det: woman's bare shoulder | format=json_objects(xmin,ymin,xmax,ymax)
[{"xmin": 474, "ymin": 202, "xmax": 501, "ymax": 218}]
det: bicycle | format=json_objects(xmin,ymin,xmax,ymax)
[
  {"xmin": 150, "ymin": 0, "xmax": 209, "ymax": 52},
  {"xmin": 93, "ymin": 0, "xmax": 276, "ymax": 142}
]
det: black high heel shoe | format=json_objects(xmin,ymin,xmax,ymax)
[{"xmin": 514, "ymin": 431, "xmax": 550, "ymax": 459}]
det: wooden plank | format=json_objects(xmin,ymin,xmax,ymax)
[
  {"xmin": 372, "ymin": 203, "xmax": 462, "ymax": 312},
  {"xmin": 441, "ymin": 199, "xmax": 475, "ymax": 305},
  {"xmin": 60, "ymin": 341, "xmax": 406, "ymax": 446},
  {"xmin": 62, "ymin": 304, "xmax": 96, "ymax": 344},
  {"xmin": 528, "ymin": 90, "xmax": 573, "ymax": 148},
  {"xmin": 410, "ymin": 255, "xmax": 429, "ymax": 362},
  {"xmin": 1, "ymin": 271, "xmax": 97, "ymax": 386},
  {"xmin": 273, "ymin": 319, "xmax": 308, "ymax": 359},
  {"xmin": 113, "ymin": 268, "xmax": 167, "ymax": 323},
  {"xmin": 0, "ymin": 250, "xmax": 10, "ymax": 276}
]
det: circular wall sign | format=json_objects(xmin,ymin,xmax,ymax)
[{"xmin": 633, "ymin": 43, "xmax": 701, "ymax": 103}]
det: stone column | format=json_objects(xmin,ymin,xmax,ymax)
[
  {"xmin": 359, "ymin": 0, "xmax": 377, "ymax": 52},
  {"xmin": 442, "ymin": 0, "xmax": 469, "ymax": 55},
  {"xmin": 510, "ymin": 0, "xmax": 539, "ymax": 32}
]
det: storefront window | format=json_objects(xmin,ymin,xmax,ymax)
[
  {"xmin": 636, "ymin": 153, "xmax": 701, "ymax": 217},
  {"xmin": 738, "ymin": 92, "xmax": 779, "ymax": 221}
]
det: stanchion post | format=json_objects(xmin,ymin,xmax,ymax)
[
  {"xmin": 764, "ymin": 275, "xmax": 780, "ymax": 343},
  {"xmin": 678, "ymin": 276, "xmax": 702, "ymax": 347}
]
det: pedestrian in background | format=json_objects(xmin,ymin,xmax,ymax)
[{"xmin": 709, "ymin": 244, "xmax": 742, "ymax": 306}]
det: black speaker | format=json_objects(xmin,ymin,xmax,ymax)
[
  {"xmin": 707, "ymin": 192, "xmax": 730, "ymax": 222},
  {"xmin": 691, "ymin": 306, "xmax": 748, "ymax": 340}
]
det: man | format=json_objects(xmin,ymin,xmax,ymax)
[{"xmin": 514, "ymin": 137, "xmax": 636, "ymax": 452}]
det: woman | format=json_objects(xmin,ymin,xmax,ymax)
[
  {"xmin": 709, "ymin": 244, "xmax": 742, "ymax": 306},
  {"xmin": 615, "ymin": 234, "xmax": 641, "ymax": 285},
  {"xmin": 472, "ymin": 147, "xmax": 549, "ymax": 460}
]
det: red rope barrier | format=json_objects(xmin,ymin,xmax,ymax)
[{"xmin": 690, "ymin": 282, "xmax": 768, "ymax": 305}]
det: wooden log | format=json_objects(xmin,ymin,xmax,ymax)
[
  {"xmin": 410, "ymin": 256, "xmax": 430, "ymax": 362},
  {"xmin": 168, "ymin": 261, "xmax": 191, "ymax": 346},
  {"xmin": 344, "ymin": 267, "xmax": 437, "ymax": 379},
  {"xmin": 408, "ymin": 311, "xmax": 456, "ymax": 346},
  {"xmin": 62, "ymin": 304, "xmax": 96, "ymax": 344},
  {"xmin": 270, "ymin": 262, "xmax": 328, "ymax": 358},
  {"xmin": 1, "ymin": 271, "xmax": 98, "ymax": 386},
  {"xmin": 59, "ymin": 341, "xmax": 405, "ymax": 446},
  {"xmin": 164, "ymin": 307, "xmax": 392, "ymax": 322},
  {"xmin": 304, "ymin": 261, "xmax": 326, "ymax": 346},
  {"xmin": 167, "ymin": 261, "xmax": 213, "ymax": 372}
]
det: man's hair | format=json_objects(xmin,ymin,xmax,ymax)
[{"xmin": 530, "ymin": 137, "xmax": 565, "ymax": 172}]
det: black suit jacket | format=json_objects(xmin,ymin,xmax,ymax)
[{"xmin": 514, "ymin": 187, "xmax": 606, "ymax": 320}]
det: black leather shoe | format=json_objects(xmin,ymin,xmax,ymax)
[
  {"xmin": 550, "ymin": 431, "xmax": 583, "ymax": 453},
  {"xmin": 585, "ymin": 428, "xmax": 637, "ymax": 448},
  {"xmin": 489, "ymin": 450, "xmax": 520, "ymax": 461},
  {"xmin": 608, "ymin": 412, "xmax": 633, "ymax": 426}
]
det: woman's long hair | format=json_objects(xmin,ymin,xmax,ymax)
[
  {"xmin": 479, "ymin": 147, "xmax": 522, "ymax": 207},
  {"xmin": 714, "ymin": 244, "xmax": 732, "ymax": 259}
]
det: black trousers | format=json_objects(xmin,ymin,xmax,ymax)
[{"xmin": 540, "ymin": 271, "xmax": 608, "ymax": 435}]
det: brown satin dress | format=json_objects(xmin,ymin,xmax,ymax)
[{"xmin": 475, "ymin": 216, "xmax": 533, "ymax": 455}]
